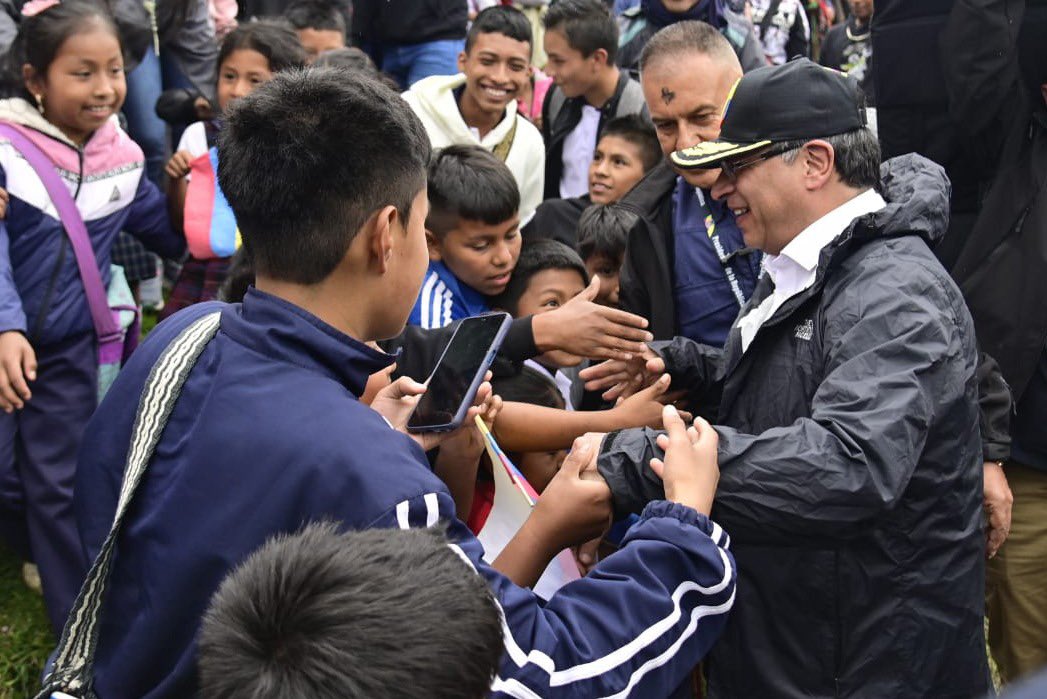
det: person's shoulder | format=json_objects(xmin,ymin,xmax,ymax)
[{"xmin": 619, "ymin": 161, "xmax": 677, "ymax": 216}]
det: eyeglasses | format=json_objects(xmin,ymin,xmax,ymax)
[{"xmin": 719, "ymin": 144, "xmax": 799, "ymax": 182}]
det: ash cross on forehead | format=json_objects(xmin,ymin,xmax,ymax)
[{"xmin": 661, "ymin": 87, "xmax": 675, "ymax": 104}]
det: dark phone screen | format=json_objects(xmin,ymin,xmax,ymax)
[{"xmin": 407, "ymin": 314, "xmax": 507, "ymax": 430}]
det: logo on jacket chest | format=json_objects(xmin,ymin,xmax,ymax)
[{"xmin": 794, "ymin": 318, "xmax": 814, "ymax": 341}]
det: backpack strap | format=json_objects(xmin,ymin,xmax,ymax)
[
  {"xmin": 491, "ymin": 116, "xmax": 519, "ymax": 162},
  {"xmin": 0, "ymin": 123, "xmax": 120, "ymax": 345},
  {"xmin": 36, "ymin": 311, "xmax": 223, "ymax": 699}
]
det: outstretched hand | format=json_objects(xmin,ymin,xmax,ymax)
[
  {"xmin": 650, "ymin": 406, "xmax": 719, "ymax": 516},
  {"xmin": 579, "ymin": 346, "xmax": 666, "ymax": 402},
  {"xmin": 533, "ymin": 276, "xmax": 653, "ymax": 362}
]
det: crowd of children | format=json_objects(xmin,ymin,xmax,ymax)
[{"xmin": 1, "ymin": 0, "xmax": 1025, "ymax": 697}]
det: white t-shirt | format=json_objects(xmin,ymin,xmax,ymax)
[{"xmin": 559, "ymin": 104, "xmax": 600, "ymax": 199}]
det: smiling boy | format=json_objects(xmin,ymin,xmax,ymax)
[
  {"xmin": 402, "ymin": 5, "xmax": 544, "ymax": 223},
  {"xmin": 410, "ymin": 145, "xmax": 522, "ymax": 329},
  {"xmin": 524, "ymin": 113, "xmax": 659, "ymax": 247}
]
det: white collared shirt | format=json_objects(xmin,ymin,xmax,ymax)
[{"xmin": 736, "ymin": 188, "xmax": 886, "ymax": 352}]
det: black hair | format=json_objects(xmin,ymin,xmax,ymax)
[
  {"xmin": 542, "ymin": 0, "xmax": 618, "ymax": 63},
  {"xmin": 598, "ymin": 114, "xmax": 661, "ymax": 173},
  {"xmin": 426, "ymin": 145, "xmax": 520, "ymax": 239},
  {"xmin": 492, "ymin": 365, "xmax": 565, "ymax": 410},
  {"xmin": 218, "ymin": 247, "xmax": 255, "ymax": 303},
  {"xmin": 216, "ymin": 20, "xmax": 307, "ymax": 78},
  {"xmin": 492, "ymin": 238, "xmax": 589, "ymax": 316},
  {"xmin": 284, "ymin": 0, "xmax": 345, "ymax": 35},
  {"xmin": 577, "ymin": 204, "xmax": 634, "ymax": 265},
  {"xmin": 199, "ymin": 522, "xmax": 504, "ymax": 699},
  {"xmin": 217, "ymin": 67, "xmax": 431, "ymax": 284},
  {"xmin": 638, "ymin": 19, "xmax": 738, "ymax": 74},
  {"xmin": 465, "ymin": 5, "xmax": 532, "ymax": 53},
  {"xmin": 2, "ymin": 0, "xmax": 120, "ymax": 100}
]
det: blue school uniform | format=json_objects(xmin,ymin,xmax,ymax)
[
  {"xmin": 74, "ymin": 288, "xmax": 736, "ymax": 698},
  {"xmin": 409, "ymin": 260, "xmax": 490, "ymax": 328}
]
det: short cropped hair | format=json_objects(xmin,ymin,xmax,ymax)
[
  {"xmin": 218, "ymin": 68, "xmax": 430, "ymax": 284},
  {"xmin": 493, "ymin": 239, "xmax": 588, "ymax": 316},
  {"xmin": 466, "ymin": 5, "xmax": 532, "ymax": 53},
  {"xmin": 639, "ymin": 20, "xmax": 739, "ymax": 74},
  {"xmin": 599, "ymin": 114, "xmax": 661, "ymax": 173},
  {"xmin": 577, "ymin": 204, "xmax": 635, "ymax": 265},
  {"xmin": 199, "ymin": 522, "xmax": 504, "ymax": 699},
  {"xmin": 426, "ymin": 145, "xmax": 520, "ymax": 239},
  {"xmin": 543, "ymin": 0, "xmax": 618, "ymax": 62},
  {"xmin": 312, "ymin": 47, "xmax": 400, "ymax": 90},
  {"xmin": 284, "ymin": 0, "xmax": 345, "ymax": 35},
  {"xmin": 217, "ymin": 20, "xmax": 307, "ymax": 76}
]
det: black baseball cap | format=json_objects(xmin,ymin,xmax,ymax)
[{"xmin": 671, "ymin": 57, "xmax": 867, "ymax": 170}]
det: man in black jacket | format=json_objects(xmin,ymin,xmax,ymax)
[
  {"xmin": 945, "ymin": 0, "xmax": 1047, "ymax": 683},
  {"xmin": 615, "ymin": 21, "xmax": 762, "ymax": 347},
  {"xmin": 585, "ymin": 59, "xmax": 990, "ymax": 698}
]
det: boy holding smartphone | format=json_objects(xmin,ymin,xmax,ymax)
[{"xmin": 73, "ymin": 69, "xmax": 735, "ymax": 698}]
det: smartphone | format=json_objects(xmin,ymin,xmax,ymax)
[{"xmin": 406, "ymin": 313, "xmax": 512, "ymax": 433}]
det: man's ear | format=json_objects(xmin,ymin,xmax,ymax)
[
  {"xmin": 426, "ymin": 229, "xmax": 442, "ymax": 261},
  {"xmin": 457, "ymin": 50, "xmax": 468, "ymax": 75},
  {"xmin": 801, "ymin": 140, "xmax": 835, "ymax": 191},
  {"xmin": 368, "ymin": 205, "xmax": 398, "ymax": 274},
  {"xmin": 591, "ymin": 47, "xmax": 609, "ymax": 69}
]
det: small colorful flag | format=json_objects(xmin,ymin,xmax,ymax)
[
  {"xmin": 474, "ymin": 417, "xmax": 581, "ymax": 599},
  {"xmin": 183, "ymin": 147, "xmax": 241, "ymax": 260}
]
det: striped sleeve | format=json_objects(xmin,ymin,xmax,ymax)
[
  {"xmin": 382, "ymin": 491, "xmax": 735, "ymax": 698},
  {"xmin": 410, "ymin": 270, "xmax": 456, "ymax": 329}
]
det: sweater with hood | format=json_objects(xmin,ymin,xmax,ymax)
[
  {"xmin": 0, "ymin": 98, "xmax": 184, "ymax": 347},
  {"xmin": 403, "ymin": 73, "xmax": 544, "ymax": 225}
]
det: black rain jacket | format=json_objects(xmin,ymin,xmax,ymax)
[{"xmin": 597, "ymin": 154, "xmax": 990, "ymax": 699}]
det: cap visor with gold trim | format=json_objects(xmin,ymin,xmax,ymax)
[
  {"xmin": 669, "ymin": 58, "xmax": 867, "ymax": 171},
  {"xmin": 671, "ymin": 138, "xmax": 773, "ymax": 170}
]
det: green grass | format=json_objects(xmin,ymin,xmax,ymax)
[{"xmin": 0, "ymin": 542, "xmax": 53, "ymax": 699}]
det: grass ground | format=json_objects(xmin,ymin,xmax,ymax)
[{"xmin": 0, "ymin": 542, "xmax": 53, "ymax": 699}]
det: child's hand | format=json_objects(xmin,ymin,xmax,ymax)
[
  {"xmin": 650, "ymin": 406, "xmax": 719, "ymax": 516},
  {"xmin": 580, "ymin": 345, "xmax": 665, "ymax": 401},
  {"xmin": 532, "ymin": 438, "xmax": 612, "ymax": 551},
  {"xmin": 0, "ymin": 187, "xmax": 8, "ymax": 219},
  {"xmin": 164, "ymin": 150, "xmax": 194, "ymax": 180},
  {"xmin": 437, "ymin": 390, "xmax": 503, "ymax": 464},
  {"xmin": 0, "ymin": 331, "xmax": 36, "ymax": 412},
  {"xmin": 372, "ymin": 372, "xmax": 496, "ymax": 453},
  {"xmin": 532, "ymin": 276, "xmax": 653, "ymax": 362},
  {"xmin": 611, "ymin": 373, "xmax": 692, "ymax": 430}
]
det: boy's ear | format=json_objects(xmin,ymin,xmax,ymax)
[
  {"xmin": 369, "ymin": 205, "xmax": 398, "ymax": 274},
  {"xmin": 591, "ymin": 48, "xmax": 609, "ymax": 69},
  {"xmin": 425, "ymin": 229, "xmax": 442, "ymax": 262},
  {"xmin": 457, "ymin": 50, "xmax": 468, "ymax": 75}
]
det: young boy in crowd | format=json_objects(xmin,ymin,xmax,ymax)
[
  {"xmin": 284, "ymin": 0, "xmax": 347, "ymax": 63},
  {"xmin": 524, "ymin": 113, "xmax": 658, "ymax": 246},
  {"xmin": 200, "ymin": 523, "xmax": 504, "ymax": 699},
  {"xmin": 491, "ymin": 240, "xmax": 590, "ymax": 405},
  {"xmin": 541, "ymin": 0, "xmax": 648, "ymax": 200},
  {"xmin": 410, "ymin": 145, "xmax": 521, "ymax": 329},
  {"xmin": 72, "ymin": 68, "xmax": 734, "ymax": 698},
  {"xmin": 576, "ymin": 203, "xmax": 636, "ymax": 308},
  {"xmin": 403, "ymin": 5, "xmax": 545, "ymax": 222}
]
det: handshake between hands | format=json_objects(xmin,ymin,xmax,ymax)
[{"xmin": 368, "ymin": 367, "xmax": 719, "ymax": 583}]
